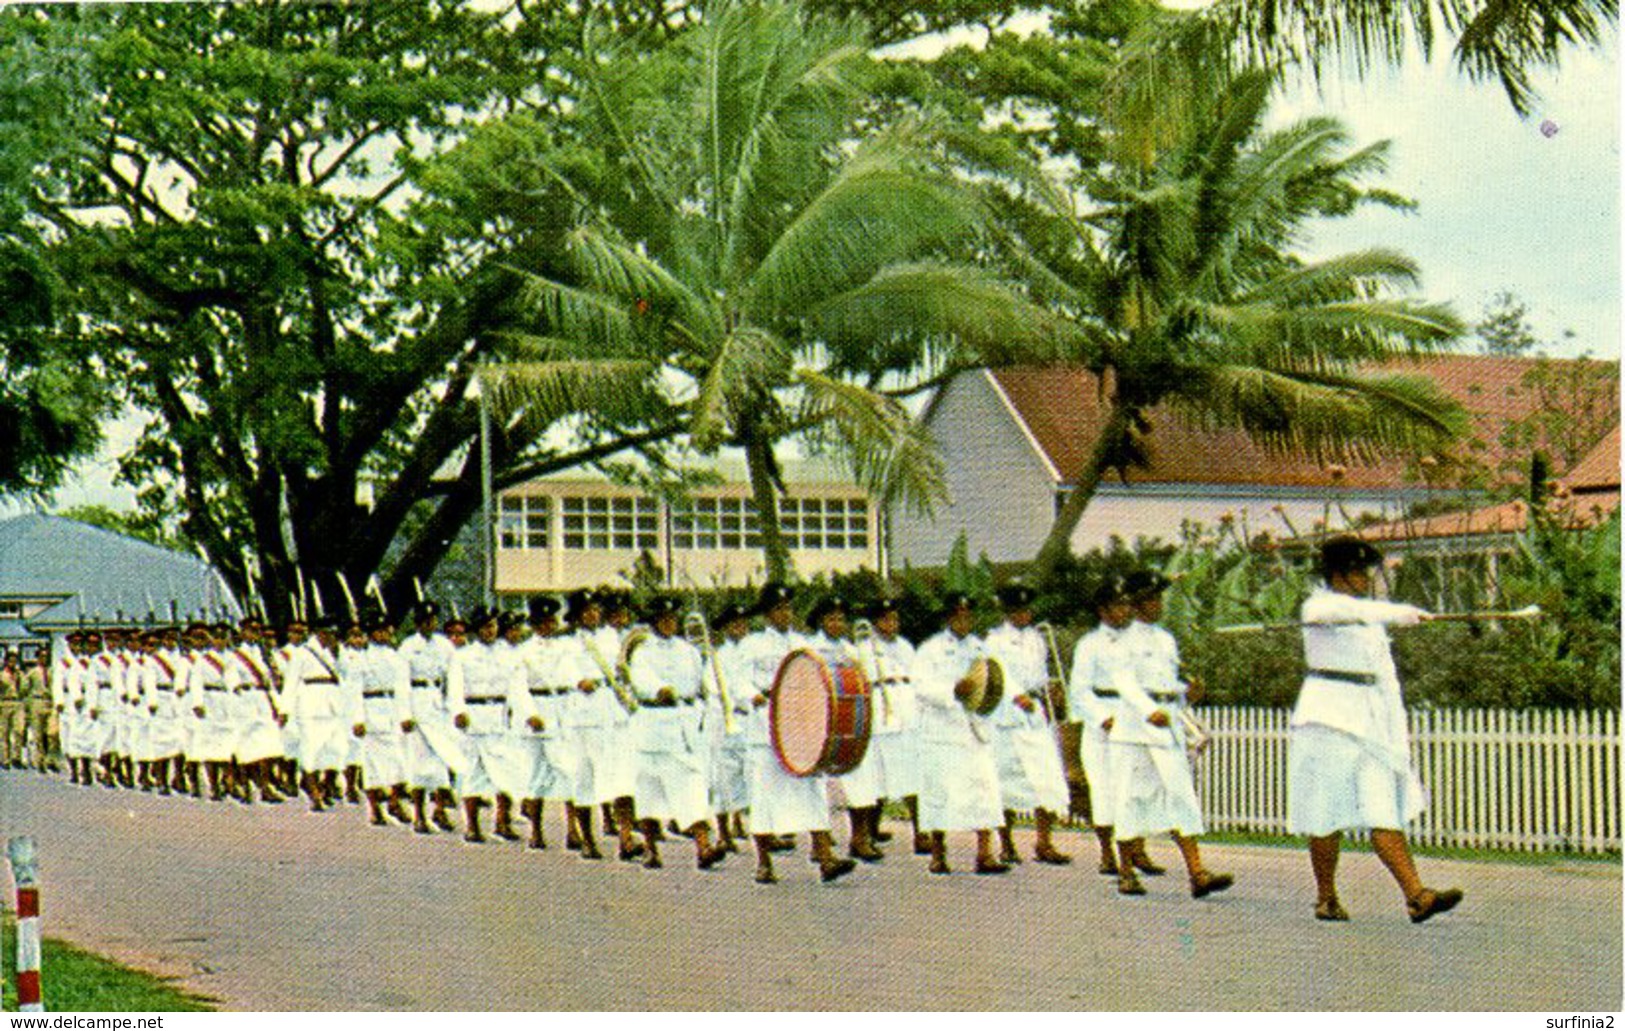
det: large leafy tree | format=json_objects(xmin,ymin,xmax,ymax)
[
  {"xmin": 0, "ymin": 13, "xmax": 105, "ymax": 495},
  {"xmin": 482, "ymin": 0, "xmax": 1079, "ymax": 582},
  {"xmin": 1020, "ymin": 65, "xmax": 1471, "ymax": 581},
  {"xmin": 6, "ymin": 2, "xmax": 694, "ymax": 616}
]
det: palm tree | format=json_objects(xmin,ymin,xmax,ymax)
[
  {"xmin": 488, "ymin": 0, "xmax": 1079, "ymax": 582},
  {"xmin": 1023, "ymin": 66, "xmax": 1471, "ymax": 583}
]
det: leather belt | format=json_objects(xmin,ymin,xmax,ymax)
[
  {"xmin": 155, "ymin": 685, "xmax": 176, "ymax": 693},
  {"xmin": 306, "ymin": 677, "xmax": 338, "ymax": 684},
  {"xmin": 529, "ymin": 687, "xmax": 569, "ymax": 696},
  {"xmin": 411, "ymin": 679, "xmax": 440, "ymax": 687},
  {"xmin": 1150, "ymin": 692, "xmax": 1183, "ymax": 703},
  {"xmin": 204, "ymin": 685, "xmax": 230, "ymax": 693},
  {"xmin": 363, "ymin": 690, "xmax": 392, "ymax": 700},
  {"xmin": 1094, "ymin": 690, "xmax": 1119, "ymax": 698},
  {"xmin": 1308, "ymin": 668, "xmax": 1378, "ymax": 686},
  {"xmin": 465, "ymin": 696, "xmax": 505, "ymax": 705}
]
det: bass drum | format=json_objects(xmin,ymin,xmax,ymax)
[{"xmin": 769, "ymin": 649, "xmax": 873, "ymax": 777}]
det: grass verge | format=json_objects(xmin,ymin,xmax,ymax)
[{"xmin": 2, "ymin": 915, "xmax": 214, "ymax": 1012}]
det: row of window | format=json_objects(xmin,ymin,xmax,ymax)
[{"xmin": 498, "ymin": 495, "xmax": 870, "ymax": 552}]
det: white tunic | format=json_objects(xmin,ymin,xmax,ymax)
[
  {"xmin": 186, "ymin": 649, "xmax": 237, "ymax": 762},
  {"xmin": 705, "ymin": 636, "xmax": 756, "ymax": 813},
  {"xmin": 141, "ymin": 649, "xmax": 188, "ymax": 760},
  {"xmin": 627, "ymin": 633, "xmax": 710, "ymax": 827},
  {"xmin": 1067, "ymin": 623, "xmax": 1139, "ymax": 828},
  {"xmin": 358, "ymin": 643, "xmax": 412, "ymax": 787},
  {"xmin": 281, "ymin": 642, "xmax": 357, "ymax": 771},
  {"xmin": 228, "ymin": 644, "xmax": 284, "ymax": 764},
  {"xmin": 1288, "ymin": 586, "xmax": 1429, "ymax": 835},
  {"xmin": 512, "ymin": 634, "xmax": 576, "ymax": 801},
  {"xmin": 1108, "ymin": 620, "xmax": 1205, "ymax": 840},
  {"xmin": 912, "ymin": 629, "xmax": 1002, "ymax": 832},
  {"xmin": 445, "ymin": 640, "xmax": 526, "ymax": 798},
  {"xmin": 984, "ymin": 622, "xmax": 1070, "ymax": 813},
  {"xmin": 856, "ymin": 632, "xmax": 920, "ymax": 799},
  {"xmin": 397, "ymin": 631, "xmax": 457, "ymax": 789},
  {"xmin": 558, "ymin": 624, "xmax": 637, "ymax": 804}
]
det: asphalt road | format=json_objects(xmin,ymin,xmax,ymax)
[{"xmin": 0, "ymin": 769, "xmax": 1618, "ymax": 1011}]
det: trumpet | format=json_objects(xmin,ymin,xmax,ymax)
[
  {"xmin": 583, "ymin": 633, "xmax": 639, "ymax": 715},
  {"xmin": 852, "ymin": 618, "xmax": 894, "ymax": 727},
  {"xmin": 1035, "ymin": 621, "xmax": 1066, "ymax": 723},
  {"xmin": 685, "ymin": 610, "xmax": 737, "ymax": 734}
]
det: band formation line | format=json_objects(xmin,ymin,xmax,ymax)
[{"xmin": 0, "ymin": 535, "xmax": 1462, "ymax": 922}]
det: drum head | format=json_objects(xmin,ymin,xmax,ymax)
[{"xmin": 770, "ymin": 651, "xmax": 832, "ymax": 777}]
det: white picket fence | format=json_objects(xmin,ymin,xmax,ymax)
[{"xmin": 1193, "ymin": 707, "xmax": 1621, "ymax": 854}]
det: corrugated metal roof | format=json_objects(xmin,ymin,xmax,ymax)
[{"xmin": 0, "ymin": 515, "xmax": 239, "ymax": 627}]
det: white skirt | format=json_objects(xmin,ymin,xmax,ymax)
[
  {"xmin": 710, "ymin": 733, "xmax": 751, "ymax": 813},
  {"xmin": 1108, "ymin": 740, "xmax": 1205, "ymax": 840},
  {"xmin": 993, "ymin": 724, "xmax": 1069, "ymax": 812},
  {"xmin": 748, "ymin": 744, "xmax": 832, "ymax": 835},
  {"xmin": 634, "ymin": 746, "xmax": 710, "ymax": 828},
  {"xmin": 1288, "ymin": 724, "xmax": 1426, "ymax": 836},
  {"xmin": 1079, "ymin": 722, "xmax": 1114, "ymax": 827},
  {"xmin": 573, "ymin": 725, "xmax": 637, "ymax": 803},
  {"xmin": 917, "ymin": 732, "xmax": 1001, "ymax": 833}
]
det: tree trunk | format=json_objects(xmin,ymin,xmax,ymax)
[
  {"xmin": 1030, "ymin": 402, "xmax": 1132, "ymax": 585},
  {"xmin": 743, "ymin": 429, "xmax": 792, "ymax": 585}
]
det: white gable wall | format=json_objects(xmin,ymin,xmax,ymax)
[{"xmin": 888, "ymin": 372, "xmax": 1059, "ymax": 567}]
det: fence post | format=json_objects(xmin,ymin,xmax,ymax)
[{"xmin": 7, "ymin": 835, "xmax": 42, "ymax": 1012}]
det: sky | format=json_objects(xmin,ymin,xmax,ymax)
[{"xmin": 10, "ymin": 7, "xmax": 1622, "ymax": 517}]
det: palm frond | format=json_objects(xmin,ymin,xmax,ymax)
[
  {"xmin": 689, "ymin": 326, "xmax": 793, "ymax": 451},
  {"xmin": 563, "ymin": 225, "xmax": 721, "ymax": 343},
  {"xmin": 505, "ymin": 267, "xmax": 645, "ymax": 357},
  {"xmin": 1191, "ymin": 294, "xmax": 1464, "ymax": 369},
  {"xmin": 807, "ymin": 261, "xmax": 1103, "ymax": 371},
  {"xmin": 793, "ymin": 368, "xmax": 946, "ymax": 515},
  {"xmin": 478, "ymin": 358, "xmax": 663, "ymax": 440},
  {"xmin": 1169, "ymin": 363, "xmax": 1470, "ymax": 462},
  {"xmin": 1235, "ymin": 249, "xmax": 1423, "ymax": 306},
  {"xmin": 745, "ymin": 138, "xmax": 984, "ymax": 317}
]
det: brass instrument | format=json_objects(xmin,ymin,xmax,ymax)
[
  {"xmin": 612, "ymin": 627, "xmax": 649, "ymax": 713},
  {"xmin": 581, "ymin": 633, "xmax": 639, "ymax": 715},
  {"xmin": 684, "ymin": 610, "xmax": 736, "ymax": 734},
  {"xmin": 852, "ymin": 618, "xmax": 894, "ymax": 727},
  {"xmin": 1035, "ymin": 621, "xmax": 1066, "ymax": 723}
]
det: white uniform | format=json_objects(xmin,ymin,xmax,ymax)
[
  {"xmin": 806, "ymin": 632, "xmax": 882, "ymax": 810},
  {"xmin": 186, "ymin": 648, "xmax": 237, "ymax": 763},
  {"xmin": 513, "ymin": 634, "xmax": 575, "ymax": 801},
  {"xmin": 743, "ymin": 626, "xmax": 831, "ymax": 835},
  {"xmin": 1288, "ymin": 586, "xmax": 1429, "ymax": 836},
  {"xmin": 557, "ymin": 625, "xmax": 637, "ymax": 805},
  {"xmin": 912, "ymin": 629, "xmax": 1002, "ymax": 832},
  {"xmin": 984, "ymin": 622, "xmax": 1070, "ymax": 814},
  {"xmin": 52, "ymin": 649, "xmax": 86, "ymax": 760},
  {"xmin": 270, "ymin": 642, "xmax": 304, "ymax": 767},
  {"xmin": 854, "ymin": 632, "xmax": 920, "ymax": 800},
  {"xmin": 1067, "ymin": 623, "xmax": 1137, "ymax": 828},
  {"xmin": 359, "ymin": 642, "xmax": 412, "ymax": 788},
  {"xmin": 228, "ymin": 644, "xmax": 284, "ymax": 765},
  {"xmin": 445, "ymin": 639, "xmax": 527, "ymax": 798},
  {"xmin": 115, "ymin": 651, "xmax": 145, "ymax": 762},
  {"xmin": 627, "ymin": 633, "xmax": 711, "ymax": 828},
  {"xmin": 704, "ymin": 636, "xmax": 755, "ymax": 814},
  {"xmin": 81, "ymin": 650, "xmax": 120, "ymax": 758},
  {"xmin": 141, "ymin": 648, "xmax": 188, "ymax": 760},
  {"xmin": 281, "ymin": 641, "xmax": 356, "ymax": 772},
  {"xmin": 397, "ymin": 631, "xmax": 457, "ymax": 790},
  {"xmin": 1111, "ymin": 620, "xmax": 1205, "ymax": 840}
]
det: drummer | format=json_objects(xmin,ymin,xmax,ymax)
[
  {"xmin": 983, "ymin": 583, "xmax": 1072, "ymax": 865},
  {"xmin": 809, "ymin": 596, "xmax": 884, "ymax": 863},
  {"xmin": 911, "ymin": 593, "xmax": 1008, "ymax": 875},
  {"xmin": 741, "ymin": 583, "xmax": 857, "ymax": 885}
]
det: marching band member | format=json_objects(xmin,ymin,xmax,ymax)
[
  {"xmin": 625, "ymin": 597, "xmax": 726, "ymax": 871},
  {"xmin": 559, "ymin": 588, "xmax": 640, "ymax": 860},
  {"xmin": 397, "ymin": 601, "xmax": 459, "ymax": 834},
  {"xmin": 83, "ymin": 628, "xmax": 121, "ymax": 788},
  {"xmin": 809, "ymin": 596, "xmax": 884, "ymax": 863},
  {"xmin": 911, "ymin": 593, "xmax": 1007, "ymax": 875},
  {"xmin": 185, "ymin": 623, "xmax": 239, "ymax": 800},
  {"xmin": 56, "ymin": 631, "xmax": 92, "ymax": 785},
  {"xmin": 855, "ymin": 599, "xmax": 924, "ymax": 854},
  {"xmin": 704, "ymin": 602, "xmax": 755, "ymax": 855},
  {"xmin": 1113, "ymin": 570, "xmax": 1231, "ymax": 899},
  {"xmin": 984, "ymin": 584, "xmax": 1072, "ymax": 866},
  {"xmin": 741, "ymin": 584, "xmax": 855, "ymax": 885},
  {"xmin": 1067, "ymin": 577, "xmax": 1140, "ymax": 880},
  {"xmin": 1290, "ymin": 537, "xmax": 1463, "ymax": 924}
]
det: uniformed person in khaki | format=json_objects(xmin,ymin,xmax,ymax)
[
  {"xmin": 23, "ymin": 650, "xmax": 56, "ymax": 770},
  {"xmin": 0, "ymin": 651, "xmax": 23, "ymax": 768}
]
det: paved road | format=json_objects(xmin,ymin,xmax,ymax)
[{"xmin": 0, "ymin": 770, "xmax": 1618, "ymax": 1011}]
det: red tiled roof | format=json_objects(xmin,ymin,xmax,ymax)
[
  {"xmin": 1562, "ymin": 425, "xmax": 1621, "ymax": 493},
  {"xmin": 1354, "ymin": 491, "xmax": 1619, "ymax": 544},
  {"xmin": 987, "ymin": 355, "xmax": 1618, "ymax": 490}
]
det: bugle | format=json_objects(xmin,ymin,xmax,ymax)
[
  {"xmin": 684, "ymin": 610, "xmax": 736, "ymax": 734},
  {"xmin": 1035, "ymin": 621, "xmax": 1066, "ymax": 723},
  {"xmin": 852, "ymin": 618, "xmax": 894, "ymax": 726},
  {"xmin": 581, "ymin": 632, "xmax": 639, "ymax": 716}
]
